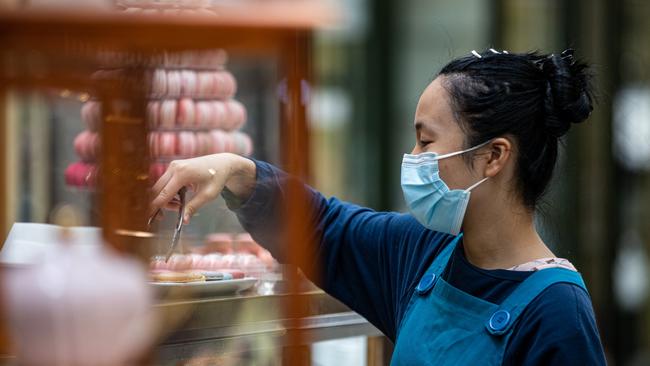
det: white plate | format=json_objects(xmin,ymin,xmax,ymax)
[{"xmin": 150, "ymin": 277, "xmax": 257, "ymax": 296}]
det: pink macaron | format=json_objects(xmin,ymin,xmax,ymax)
[
  {"xmin": 210, "ymin": 101, "xmax": 228, "ymax": 129},
  {"xmin": 80, "ymin": 101, "xmax": 101, "ymax": 132},
  {"xmin": 64, "ymin": 162, "xmax": 97, "ymax": 187},
  {"xmin": 177, "ymin": 98, "xmax": 196, "ymax": 127},
  {"xmin": 147, "ymin": 131, "xmax": 162, "ymax": 159},
  {"xmin": 146, "ymin": 101, "xmax": 160, "ymax": 129},
  {"xmin": 180, "ymin": 70, "xmax": 198, "ymax": 97},
  {"xmin": 231, "ymin": 131, "xmax": 253, "ymax": 157},
  {"xmin": 176, "ymin": 131, "xmax": 197, "ymax": 158},
  {"xmin": 160, "ymin": 100, "xmax": 177, "ymax": 129},
  {"xmin": 200, "ymin": 49, "xmax": 228, "ymax": 69},
  {"xmin": 209, "ymin": 130, "xmax": 230, "ymax": 153},
  {"xmin": 220, "ymin": 71, "xmax": 237, "ymax": 97},
  {"xmin": 64, "ymin": 162, "xmax": 79, "ymax": 186},
  {"xmin": 151, "ymin": 69, "xmax": 167, "ymax": 97},
  {"xmin": 222, "ymin": 99, "xmax": 247, "ymax": 131},
  {"xmin": 148, "ymin": 132, "xmax": 159, "ymax": 158},
  {"xmin": 73, "ymin": 130, "xmax": 100, "ymax": 162},
  {"xmin": 166, "ymin": 70, "xmax": 182, "ymax": 97},
  {"xmin": 195, "ymin": 132, "xmax": 213, "ymax": 156},
  {"xmin": 196, "ymin": 72, "xmax": 215, "ymax": 98},
  {"xmin": 195, "ymin": 101, "xmax": 212, "ymax": 128},
  {"xmin": 168, "ymin": 254, "xmax": 193, "ymax": 271},
  {"xmin": 158, "ymin": 132, "xmax": 177, "ymax": 157},
  {"xmin": 212, "ymin": 72, "xmax": 227, "ymax": 98}
]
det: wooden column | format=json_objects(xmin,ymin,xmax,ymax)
[{"xmin": 281, "ymin": 30, "xmax": 313, "ymax": 366}]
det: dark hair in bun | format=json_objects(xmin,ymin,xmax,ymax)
[{"xmin": 438, "ymin": 48, "xmax": 594, "ymax": 208}]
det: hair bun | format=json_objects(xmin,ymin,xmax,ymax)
[{"xmin": 540, "ymin": 49, "xmax": 593, "ymax": 137}]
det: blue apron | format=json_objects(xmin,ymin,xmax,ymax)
[{"xmin": 391, "ymin": 235, "xmax": 587, "ymax": 365}]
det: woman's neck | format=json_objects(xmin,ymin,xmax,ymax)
[{"xmin": 461, "ymin": 198, "xmax": 555, "ymax": 270}]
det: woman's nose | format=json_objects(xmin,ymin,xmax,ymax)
[{"xmin": 411, "ymin": 144, "xmax": 420, "ymax": 155}]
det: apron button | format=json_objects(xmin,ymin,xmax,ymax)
[
  {"xmin": 415, "ymin": 273, "xmax": 436, "ymax": 294},
  {"xmin": 489, "ymin": 310, "xmax": 511, "ymax": 331}
]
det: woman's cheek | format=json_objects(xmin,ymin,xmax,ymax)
[{"xmin": 438, "ymin": 160, "xmax": 463, "ymax": 189}]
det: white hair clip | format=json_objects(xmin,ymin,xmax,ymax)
[
  {"xmin": 471, "ymin": 50, "xmax": 482, "ymax": 58},
  {"xmin": 489, "ymin": 48, "xmax": 500, "ymax": 54}
]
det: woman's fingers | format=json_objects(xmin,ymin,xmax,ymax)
[
  {"xmin": 151, "ymin": 163, "xmax": 175, "ymax": 198},
  {"xmin": 183, "ymin": 190, "xmax": 215, "ymax": 224},
  {"xmin": 150, "ymin": 175, "xmax": 185, "ymax": 217}
]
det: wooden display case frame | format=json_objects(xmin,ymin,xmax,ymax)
[{"xmin": 0, "ymin": 3, "xmax": 349, "ymax": 364}]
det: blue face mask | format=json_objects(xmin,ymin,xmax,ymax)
[{"xmin": 401, "ymin": 141, "xmax": 490, "ymax": 235}]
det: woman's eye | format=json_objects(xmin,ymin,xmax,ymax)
[{"xmin": 419, "ymin": 140, "xmax": 432, "ymax": 147}]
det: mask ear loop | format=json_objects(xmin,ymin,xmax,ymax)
[
  {"xmin": 436, "ymin": 140, "xmax": 492, "ymax": 161},
  {"xmin": 465, "ymin": 177, "xmax": 489, "ymax": 192}
]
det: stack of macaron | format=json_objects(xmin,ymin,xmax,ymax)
[
  {"xmin": 148, "ymin": 130, "xmax": 253, "ymax": 159},
  {"xmin": 147, "ymin": 49, "xmax": 254, "ymax": 172},
  {"xmin": 150, "ymin": 70, "xmax": 237, "ymax": 99},
  {"xmin": 66, "ymin": 108, "xmax": 102, "ymax": 187},
  {"xmin": 148, "ymin": 98, "xmax": 246, "ymax": 130},
  {"xmin": 71, "ymin": 49, "xmax": 253, "ymax": 188}
]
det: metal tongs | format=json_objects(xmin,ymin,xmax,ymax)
[{"xmin": 148, "ymin": 186, "xmax": 187, "ymax": 262}]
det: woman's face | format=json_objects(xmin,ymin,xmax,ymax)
[{"xmin": 411, "ymin": 76, "xmax": 484, "ymax": 190}]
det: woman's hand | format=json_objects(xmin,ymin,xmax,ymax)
[{"xmin": 149, "ymin": 153, "xmax": 256, "ymax": 224}]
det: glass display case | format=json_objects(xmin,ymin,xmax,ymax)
[{"xmin": 0, "ymin": 2, "xmax": 386, "ymax": 365}]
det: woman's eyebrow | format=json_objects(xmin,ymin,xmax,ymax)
[{"xmin": 415, "ymin": 121, "xmax": 437, "ymax": 136}]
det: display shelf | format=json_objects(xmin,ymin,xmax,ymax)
[{"xmin": 156, "ymin": 290, "xmax": 382, "ymax": 365}]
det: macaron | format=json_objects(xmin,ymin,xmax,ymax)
[
  {"xmin": 80, "ymin": 101, "xmax": 101, "ymax": 132},
  {"xmin": 148, "ymin": 132, "xmax": 159, "ymax": 158},
  {"xmin": 196, "ymin": 271, "xmax": 232, "ymax": 281},
  {"xmin": 196, "ymin": 49, "xmax": 228, "ymax": 69},
  {"xmin": 195, "ymin": 254, "xmax": 218, "ymax": 270},
  {"xmin": 146, "ymin": 101, "xmax": 160, "ymax": 128},
  {"xmin": 180, "ymin": 70, "xmax": 198, "ymax": 97},
  {"xmin": 209, "ymin": 129, "xmax": 230, "ymax": 153},
  {"xmin": 196, "ymin": 72, "xmax": 215, "ymax": 98},
  {"xmin": 166, "ymin": 70, "xmax": 182, "ymax": 97},
  {"xmin": 158, "ymin": 132, "xmax": 177, "ymax": 157},
  {"xmin": 64, "ymin": 162, "xmax": 97, "ymax": 187},
  {"xmin": 64, "ymin": 162, "xmax": 79, "ymax": 186},
  {"xmin": 231, "ymin": 131, "xmax": 253, "ymax": 156},
  {"xmin": 212, "ymin": 268, "xmax": 245, "ymax": 279},
  {"xmin": 176, "ymin": 131, "xmax": 197, "ymax": 158},
  {"xmin": 225, "ymin": 99, "xmax": 247, "ymax": 130},
  {"xmin": 160, "ymin": 100, "xmax": 177, "ymax": 129},
  {"xmin": 195, "ymin": 132, "xmax": 213, "ymax": 156},
  {"xmin": 177, "ymin": 98, "xmax": 196, "ymax": 127},
  {"xmin": 212, "ymin": 72, "xmax": 226, "ymax": 98},
  {"xmin": 151, "ymin": 270, "xmax": 205, "ymax": 283},
  {"xmin": 73, "ymin": 130, "xmax": 100, "ymax": 162},
  {"xmin": 220, "ymin": 71, "xmax": 237, "ymax": 97},
  {"xmin": 151, "ymin": 69, "xmax": 167, "ymax": 97},
  {"xmin": 210, "ymin": 101, "xmax": 228, "ymax": 129},
  {"xmin": 195, "ymin": 101, "xmax": 212, "ymax": 128}
]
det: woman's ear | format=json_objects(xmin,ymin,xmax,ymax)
[{"xmin": 483, "ymin": 137, "xmax": 512, "ymax": 178}]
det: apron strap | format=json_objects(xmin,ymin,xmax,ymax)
[
  {"xmin": 431, "ymin": 234, "xmax": 462, "ymax": 275},
  {"xmin": 414, "ymin": 234, "xmax": 462, "ymax": 295},
  {"xmin": 485, "ymin": 267, "xmax": 588, "ymax": 336}
]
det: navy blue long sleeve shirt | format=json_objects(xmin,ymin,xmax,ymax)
[{"xmin": 226, "ymin": 159, "xmax": 606, "ymax": 365}]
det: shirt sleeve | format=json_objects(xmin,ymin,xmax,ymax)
[
  {"xmin": 503, "ymin": 283, "xmax": 607, "ymax": 366},
  {"xmin": 227, "ymin": 159, "xmax": 452, "ymax": 339}
]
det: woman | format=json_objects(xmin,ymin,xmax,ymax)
[{"xmin": 150, "ymin": 49, "xmax": 606, "ymax": 365}]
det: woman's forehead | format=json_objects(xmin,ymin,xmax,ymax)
[{"xmin": 415, "ymin": 77, "xmax": 461, "ymax": 134}]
